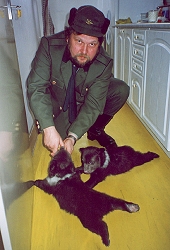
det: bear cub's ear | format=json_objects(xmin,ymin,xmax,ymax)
[{"xmin": 79, "ymin": 148, "xmax": 85, "ymax": 153}]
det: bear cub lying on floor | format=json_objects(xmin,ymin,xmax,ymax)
[
  {"xmin": 77, "ymin": 145, "xmax": 159, "ymax": 188},
  {"xmin": 34, "ymin": 147, "xmax": 140, "ymax": 246}
]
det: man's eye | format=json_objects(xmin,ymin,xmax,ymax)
[
  {"xmin": 77, "ymin": 39, "xmax": 82, "ymax": 43},
  {"xmin": 89, "ymin": 42, "xmax": 99, "ymax": 48}
]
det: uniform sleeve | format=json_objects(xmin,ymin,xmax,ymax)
[
  {"xmin": 27, "ymin": 37, "xmax": 55, "ymax": 130},
  {"xmin": 69, "ymin": 59, "xmax": 113, "ymax": 138}
]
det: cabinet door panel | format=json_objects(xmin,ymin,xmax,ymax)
[
  {"xmin": 131, "ymin": 71, "xmax": 143, "ymax": 115},
  {"xmin": 143, "ymin": 31, "xmax": 170, "ymax": 148},
  {"xmin": 116, "ymin": 30, "xmax": 124, "ymax": 80},
  {"xmin": 116, "ymin": 29, "xmax": 132, "ymax": 85}
]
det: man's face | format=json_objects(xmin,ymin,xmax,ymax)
[{"xmin": 68, "ymin": 32, "xmax": 100, "ymax": 67}]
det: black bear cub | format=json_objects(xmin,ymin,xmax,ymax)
[
  {"xmin": 77, "ymin": 145, "xmax": 159, "ymax": 188},
  {"xmin": 34, "ymin": 147, "xmax": 140, "ymax": 246}
]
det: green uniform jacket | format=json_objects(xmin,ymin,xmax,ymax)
[{"xmin": 27, "ymin": 31, "xmax": 113, "ymax": 139}]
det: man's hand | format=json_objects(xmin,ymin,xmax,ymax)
[
  {"xmin": 43, "ymin": 126, "xmax": 64, "ymax": 156},
  {"xmin": 64, "ymin": 137, "xmax": 75, "ymax": 154}
]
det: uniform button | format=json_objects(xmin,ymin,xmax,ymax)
[
  {"xmin": 59, "ymin": 106, "xmax": 62, "ymax": 110},
  {"xmin": 86, "ymin": 88, "xmax": 88, "ymax": 91},
  {"xmin": 15, "ymin": 122, "xmax": 20, "ymax": 131},
  {"xmin": 52, "ymin": 80, "xmax": 56, "ymax": 85}
]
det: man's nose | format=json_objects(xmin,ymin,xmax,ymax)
[{"xmin": 80, "ymin": 44, "xmax": 88, "ymax": 54}]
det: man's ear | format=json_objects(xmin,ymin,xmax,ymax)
[{"xmin": 99, "ymin": 148, "xmax": 105, "ymax": 154}]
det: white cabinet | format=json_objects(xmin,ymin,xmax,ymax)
[
  {"xmin": 116, "ymin": 29, "xmax": 132, "ymax": 91},
  {"xmin": 116, "ymin": 28, "xmax": 170, "ymax": 155},
  {"xmin": 143, "ymin": 30, "xmax": 170, "ymax": 151}
]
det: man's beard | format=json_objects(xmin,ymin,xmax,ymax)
[
  {"xmin": 68, "ymin": 46, "xmax": 99, "ymax": 68},
  {"xmin": 70, "ymin": 54, "xmax": 91, "ymax": 68}
]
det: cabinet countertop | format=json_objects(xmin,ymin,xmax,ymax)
[{"xmin": 113, "ymin": 23, "xmax": 170, "ymax": 30}]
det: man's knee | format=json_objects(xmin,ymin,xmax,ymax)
[
  {"xmin": 108, "ymin": 78, "xmax": 129, "ymax": 101},
  {"xmin": 119, "ymin": 80, "xmax": 130, "ymax": 102},
  {"xmin": 104, "ymin": 78, "xmax": 129, "ymax": 116}
]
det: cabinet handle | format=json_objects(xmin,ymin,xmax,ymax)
[
  {"xmin": 134, "ymin": 49, "xmax": 138, "ymax": 55},
  {"xmin": 133, "ymin": 83, "xmax": 137, "ymax": 88},
  {"xmin": 135, "ymin": 35, "xmax": 139, "ymax": 39}
]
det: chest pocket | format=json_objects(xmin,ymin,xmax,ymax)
[{"xmin": 50, "ymin": 76, "xmax": 66, "ymax": 106}]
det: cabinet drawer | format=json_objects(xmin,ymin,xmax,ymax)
[
  {"xmin": 133, "ymin": 30, "xmax": 146, "ymax": 45},
  {"xmin": 132, "ymin": 44, "xmax": 145, "ymax": 61},
  {"xmin": 132, "ymin": 58, "xmax": 144, "ymax": 76}
]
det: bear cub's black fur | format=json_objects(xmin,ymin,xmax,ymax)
[
  {"xmin": 77, "ymin": 145, "xmax": 159, "ymax": 188},
  {"xmin": 34, "ymin": 147, "xmax": 140, "ymax": 246}
]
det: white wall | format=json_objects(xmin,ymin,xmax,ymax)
[
  {"xmin": 11, "ymin": 0, "xmax": 43, "ymax": 133},
  {"xmin": 49, "ymin": 0, "xmax": 115, "ymax": 33},
  {"xmin": 118, "ymin": 0, "xmax": 162, "ymax": 23}
]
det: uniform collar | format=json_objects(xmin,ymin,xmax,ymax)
[{"xmin": 62, "ymin": 46, "xmax": 70, "ymax": 63}]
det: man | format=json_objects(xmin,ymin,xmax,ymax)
[{"xmin": 27, "ymin": 5, "xmax": 129, "ymax": 155}]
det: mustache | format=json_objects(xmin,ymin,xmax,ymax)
[{"xmin": 76, "ymin": 53, "xmax": 90, "ymax": 59}]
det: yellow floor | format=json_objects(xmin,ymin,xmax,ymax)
[{"xmin": 31, "ymin": 104, "xmax": 170, "ymax": 250}]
